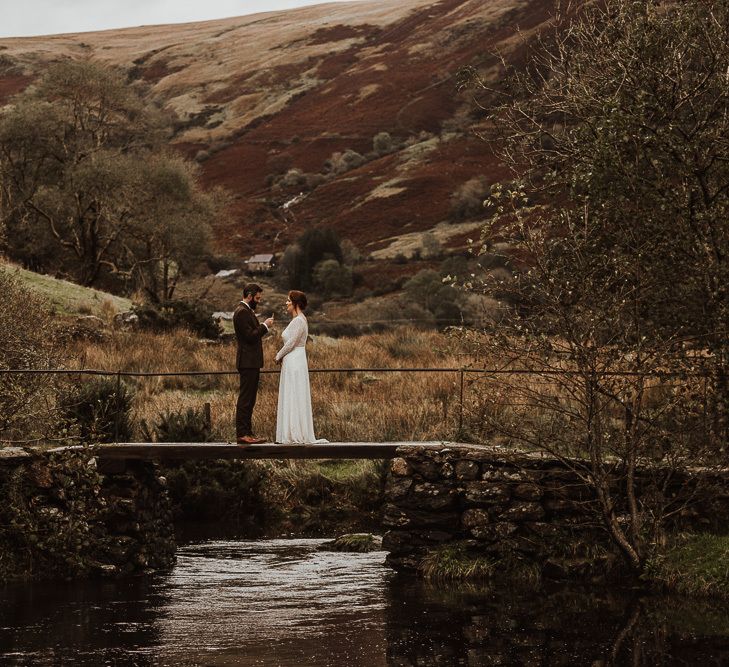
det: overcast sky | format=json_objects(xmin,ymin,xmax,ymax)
[{"xmin": 1, "ymin": 0, "xmax": 361, "ymax": 38}]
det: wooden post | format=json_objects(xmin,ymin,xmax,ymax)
[
  {"xmin": 458, "ymin": 369, "xmax": 465, "ymax": 437},
  {"xmin": 203, "ymin": 402, "xmax": 212, "ymax": 432},
  {"xmin": 114, "ymin": 370, "xmax": 122, "ymax": 443}
]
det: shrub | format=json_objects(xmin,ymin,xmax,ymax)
[
  {"xmin": 353, "ymin": 287, "xmax": 374, "ymax": 301},
  {"xmin": 434, "ymin": 301, "xmax": 463, "ymax": 328},
  {"xmin": 141, "ymin": 405, "xmax": 213, "ymax": 443},
  {"xmin": 0, "ymin": 270, "xmax": 65, "ymax": 442},
  {"xmin": 305, "ymin": 172, "xmax": 326, "ymax": 190},
  {"xmin": 403, "ymin": 269, "xmax": 443, "ymax": 312},
  {"xmin": 309, "ymin": 321, "xmax": 360, "ymax": 338},
  {"xmin": 313, "ymin": 259, "xmax": 353, "ymax": 298},
  {"xmin": 324, "ymin": 149, "xmax": 366, "ymax": 175},
  {"xmin": 280, "ymin": 168, "xmax": 306, "ymax": 188},
  {"xmin": 439, "ymin": 255, "xmax": 470, "ymax": 279},
  {"xmin": 132, "ymin": 300, "xmax": 222, "ymax": 339},
  {"xmin": 205, "ymin": 254, "xmax": 245, "ymax": 273},
  {"xmin": 421, "ymin": 232, "xmax": 442, "ymax": 259},
  {"xmin": 60, "ymin": 377, "xmax": 135, "ymax": 443},
  {"xmin": 449, "ymin": 176, "xmax": 491, "ymax": 219},
  {"xmin": 265, "ymin": 152, "xmax": 293, "ymax": 175},
  {"xmin": 372, "ymin": 131, "xmax": 394, "ymax": 156}
]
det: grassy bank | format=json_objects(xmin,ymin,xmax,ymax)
[
  {"xmin": 1, "ymin": 260, "xmax": 132, "ymax": 318},
  {"xmin": 645, "ymin": 534, "xmax": 729, "ymax": 598}
]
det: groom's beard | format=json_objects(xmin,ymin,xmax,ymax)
[{"xmin": 249, "ymin": 300, "xmax": 257, "ymax": 311}]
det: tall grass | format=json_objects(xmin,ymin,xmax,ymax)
[
  {"xmin": 645, "ymin": 534, "xmax": 729, "ymax": 598},
  {"xmin": 65, "ymin": 328, "xmax": 472, "ymax": 442}
]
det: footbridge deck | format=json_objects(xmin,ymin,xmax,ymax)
[{"xmin": 55, "ymin": 442, "xmax": 456, "ymax": 460}]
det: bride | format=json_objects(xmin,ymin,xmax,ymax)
[{"xmin": 274, "ymin": 290, "xmax": 327, "ymax": 444}]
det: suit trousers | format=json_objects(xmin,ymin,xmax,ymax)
[{"xmin": 236, "ymin": 368, "xmax": 260, "ymax": 437}]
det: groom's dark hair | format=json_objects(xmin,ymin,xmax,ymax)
[{"xmin": 243, "ymin": 283, "xmax": 262, "ymax": 298}]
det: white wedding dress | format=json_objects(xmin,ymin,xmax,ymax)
[{"xmin": 275, "ymin": 314, "xmax": 327, "ymax": 444}]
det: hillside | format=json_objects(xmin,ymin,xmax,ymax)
[
  {"xmin": 0, "ymin": 261, "xmax": 132, "ymax": 318},
  {"xmin": 0, "ymin": 0, "xmax": 550, "ymax": 274}
]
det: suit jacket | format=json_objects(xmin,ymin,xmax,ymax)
[{"xmin": 234, "ymin": 302, "xmax": 268, "ymax": 369}]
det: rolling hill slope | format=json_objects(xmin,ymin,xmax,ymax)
[
  {"xmin": 0, "ymin": 261, "xmax": 132, "ymax": 317},
  {"xmin": 0, "ymin": 0, "xmax": 550, "ymax": 265}
]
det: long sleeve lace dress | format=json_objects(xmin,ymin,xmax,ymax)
[{"xmin": 274, "ymin": 314, "xmax": 327, "ymax": 444}]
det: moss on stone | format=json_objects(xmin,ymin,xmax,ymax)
[{"xmin": 318, "ymin": 533, "xmax": 383, "ymax": 552}]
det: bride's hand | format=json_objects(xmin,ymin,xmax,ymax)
[{"xmin": 275, "ymin": 358, "xmax": 282, "ymax": 365}]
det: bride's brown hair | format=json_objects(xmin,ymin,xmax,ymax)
[{"xmin": 289, "ymin": 290, "xmax": 307, "ymax": 311}]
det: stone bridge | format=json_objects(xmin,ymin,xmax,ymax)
[{"xmin": 2, "ymin": 441, "xmax": 725, "ymax": 582}]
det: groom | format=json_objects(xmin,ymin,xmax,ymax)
[{"xmin": 234, "ymin": 283, "xmax": 274, "ymax": 445}]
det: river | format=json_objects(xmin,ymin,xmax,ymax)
[{"xmin": 2, "ymin": 538, "xmax": 729, "ymax": 665}]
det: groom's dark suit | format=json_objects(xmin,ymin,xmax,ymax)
[{"xmin": 234, "ymin": 301, "xmax": 269, "ymax": 438}]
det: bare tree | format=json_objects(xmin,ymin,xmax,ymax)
[{"xmin": 460, "ymin": 0, "xmax": 729, "ymax": 571}]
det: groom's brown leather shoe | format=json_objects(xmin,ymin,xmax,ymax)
[{"xmin": 237, "ymin": 435, "xmax": 266, "ymax": 445}]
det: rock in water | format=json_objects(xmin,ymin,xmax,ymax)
[{"xmin": 318, "ymin": 533, "xmax": 383, "ymax": 553}]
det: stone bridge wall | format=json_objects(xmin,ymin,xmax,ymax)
[
  {"xmin": 382, "ymin": 444, "xmax": 729, "ymax": 576},
  {"xmin": 0, "ymin": 447, "xmax": 175, "ymax": 582}
]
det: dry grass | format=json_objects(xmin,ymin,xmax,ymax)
[{"xmin": 65, "ymin": 327, "xmax": 472, "ymax": 442}]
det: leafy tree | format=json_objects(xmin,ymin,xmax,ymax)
[
  {"xmin": 312, "ymin": 259, "xmax": 353, "ymax": 298},
  {"xmin": 0, "ymin": 59, "xmax": 219, "ymax": 294},
  {"xmin": 123, "ymin": 155, "xmax": 222, "ymax": 302},
  {"xmin": 281, "ymin": 227, "xmax": 343, "ymax": 291},
  {"xmin": 403, "ymin": 270, "xmax": 443, "ymax": 312},
  {"xmin": 462, "ymin": 0, "xmax": 729, "ymax": 572}
]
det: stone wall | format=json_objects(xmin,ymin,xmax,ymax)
[
  {"xmin": 0, "ymin": 446, "xmax": 175, "ymax": 582},
  {"xmin": 382, "ymin": 444, "xmax": 729, "ymax": 576}
]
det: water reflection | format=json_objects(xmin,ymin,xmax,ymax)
[
  {"xmin": 385, "ymin": 579, "xmax": 729, "ymax": 666},
  {"xmin": 0, "ymin": 577, "xmax": 166, "ymax": 665},
  {"xmin": 1, "ymin": 539, "xmax": 729, "ymax": 666}
]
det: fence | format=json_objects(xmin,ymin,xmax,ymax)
[{"xmin": 0, "ymin": 364, "xmax": 720, "ymax": 446}]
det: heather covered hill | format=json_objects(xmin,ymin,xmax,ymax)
[{"xmin": 0, "ymin": 0, "xmax": 550, "ymax": 259}]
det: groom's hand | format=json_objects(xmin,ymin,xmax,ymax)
[{"xmin": 264, "ymin": 317, "xmax": 274, "ymax": 328}]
